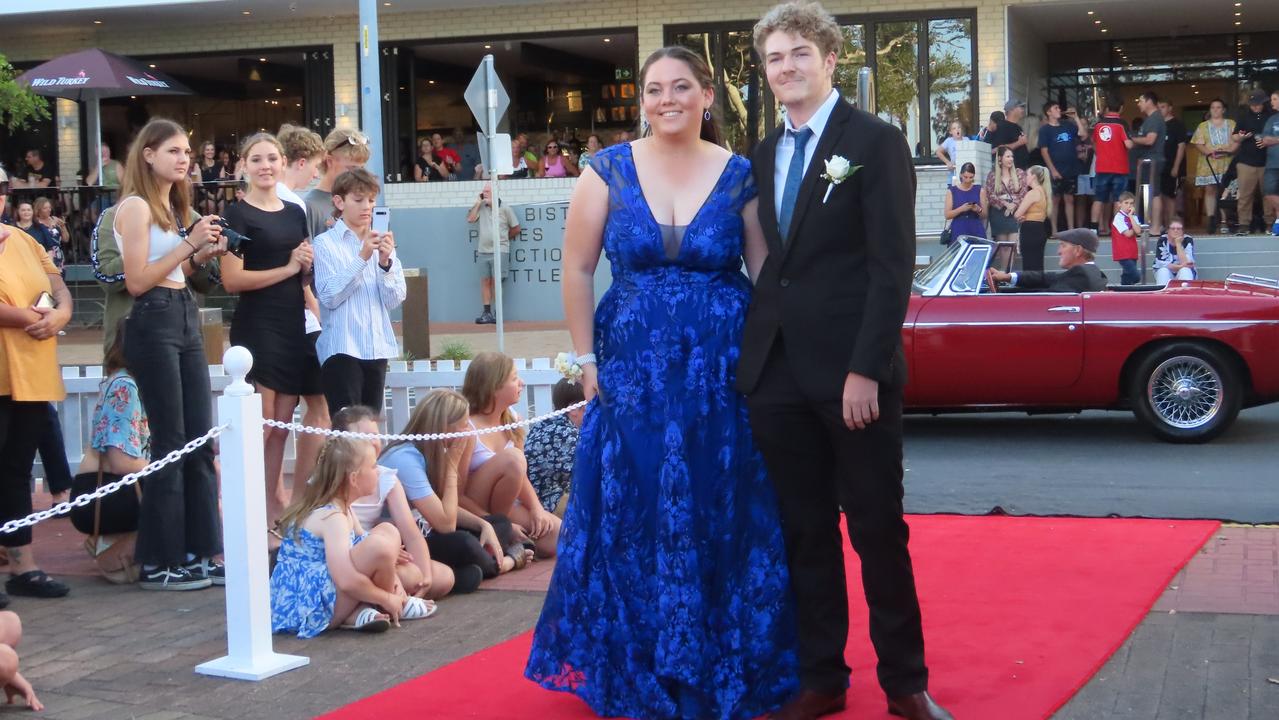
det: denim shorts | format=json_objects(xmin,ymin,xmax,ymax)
[
  {"xmin": 1265, "ymin": 168, "xmax": 1279, "ymax": 196},
  {"xmin": 1093, "ymin": 173, "xmax": 1128, "ymax": 203}
]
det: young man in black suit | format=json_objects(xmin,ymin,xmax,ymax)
[{"xmin": 738, "ymin": 3, "xmax": 951, "ymax": 719}]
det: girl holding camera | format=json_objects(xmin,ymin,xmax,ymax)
[
  {"xmin": 116, "ymin": 118, "xmax": 228, "ymax": 591},
  {"xmin": 220, "ymin": 132, "xmax": 318, "ymax": 524}
]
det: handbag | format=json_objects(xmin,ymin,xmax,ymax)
[
  {"xmin": 939, "ymin": 225, "xmax": 954, "ymax": 246},
  {"xmin": 69, "ymin": 461, "xmax": 142, "ymax": 536}
]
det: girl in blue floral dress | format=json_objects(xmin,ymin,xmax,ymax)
[
  {"xmin": 525, "ymin": 47, "xmax": 798, "ymax": 719},
  {"xmin": 270, "ymin": 437, "xmax": 434, "ymax": 637}
]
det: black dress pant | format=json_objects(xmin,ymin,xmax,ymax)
[
  {"xmin": 37, "ymin": 403, "xmax": 73, "ymax": 495},
  {"xmin": 125, "ymin": 288, "xmax": 222, "ymax": 567},
  {"xmin": 0, "ymin": 398, "xmax": 49, "ymax": 548},
  {"xmin": 321, "ymin": 354, "xmax": 388, "ymax": 414},
  {"xmin": 746, "ymin": 340, "xmax": 928, "ymax": 697},
  {"xmin": 425, "ymin": 514, "xmax": 519, "ymax": 579}
]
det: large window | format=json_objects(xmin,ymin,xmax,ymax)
[
  {"xmin": 379, "ymin": 30, "xmax": 638, "ymax": 183},
  {"xmin": 667, "ymin": 11, "xmax": 976, "ymax": 161}
]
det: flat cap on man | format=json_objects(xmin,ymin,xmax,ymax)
[{"xmin": 1053, "ymin": 227, "xmax": 1099, "ymax": 254}]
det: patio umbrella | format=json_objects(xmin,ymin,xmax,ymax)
[{"xmin": 16, "ymin": 48, "xmax": 193, "ymax": 185}]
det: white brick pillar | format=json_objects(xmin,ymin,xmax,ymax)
[
  {"xmin": 955, "ymin": 140, "xmax": 992, "ymax": 183},
  {"xmin": 56, "ymin": 99, "xmax": 82, "ymax": 185}
]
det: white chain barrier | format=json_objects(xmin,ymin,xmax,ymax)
[
  {"xmin": 262, "ymin": 399, "xmax": 590, "ymax": 441},
  {"xmin": 7, "ymin": 397, "xmax": 582, "ymax": 536},
  {"xmin": 0, "ymin": 423, "xmax": 229, "ymax": 536}
]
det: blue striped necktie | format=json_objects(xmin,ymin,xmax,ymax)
[{"xmin": 778, "ymin": 127, "xmax": 813, "ymax": 241}]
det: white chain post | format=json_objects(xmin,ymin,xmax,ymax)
[{"xmin": 196, "ymin": 346, "xmax": 309, "ymax": 681}]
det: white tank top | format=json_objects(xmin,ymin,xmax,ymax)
[{"xmin": 114, "ymin": 196, "xmax": 186, "ymax": 285}]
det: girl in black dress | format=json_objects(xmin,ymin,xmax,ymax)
[{"xmin": 221, "ymin": 132, "xmax": 321, "ymax": 523}]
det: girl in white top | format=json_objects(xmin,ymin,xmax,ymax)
[
  {"xmin": 334, "ymin": 405, "xmax": 459, "ymax": 600},
  {"xmin": 115, "ymin": 118, "xmax": 229, "ymax": 591},
  {"xmin": 462, "ymin": 352, "xmax": 562, "ymax": 559}
]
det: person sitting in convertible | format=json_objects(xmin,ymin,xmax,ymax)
[{"xmin": 987, "ymin": 228, "xmax": 1108, "ymax": 293}]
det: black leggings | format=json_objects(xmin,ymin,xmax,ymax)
[
  {"xmin": 37, "ymin": 403, "xmax": 73, "ymax": 495},
  {"xmin": 426, "ymin": 515, "xmax": 520, "ymax": 579},
  {"xmin": 1019, "ymin": 220, "xmax": 1049, "ymax": 273}
]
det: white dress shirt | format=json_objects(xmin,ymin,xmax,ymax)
[
  {"xmin": 277, "ymin": 181, "xmax": 322, "ymax": 334},
  {"xmin": 774, "ymin": 88, "xmax": 842, "ymax": 221},
  {"xmin": 313, "ymin": 219, "xmax": 406, "ymax": 364}
]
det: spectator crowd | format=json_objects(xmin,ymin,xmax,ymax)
[
  {"xmin": 939, "ymin": 87, "xmax": 1279, "ymax": 285},
  {"xmin": 0, "ymin": 116, "xmax": 592, "ymax": 707}
]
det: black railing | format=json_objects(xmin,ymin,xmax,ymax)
[{"xmin": 9, "ymin": 180, "xmax": 243, "ymax": 266}]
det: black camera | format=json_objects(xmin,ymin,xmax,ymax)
[{"xmin": 191, "ymin": 218, "xmax": 252, "ymax": 257}]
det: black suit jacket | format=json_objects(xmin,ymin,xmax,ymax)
[
  {"xmin": 1015, "ymin": 263, "xmax": 1108, "ymax": 292},
  {"xmin": 737, "ymin": 99, "xmax": 917, "ymax": 401}
]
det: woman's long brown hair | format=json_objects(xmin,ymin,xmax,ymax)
[
  {"xmin": 462, "ymin": 352, "xmax": 526, "ymax": 445},
  {"xmin": 383, "ymin": 389, "xmax": 470, "ymax": 494},
  {"xmin": 119, "ymin": 118, "xmax": 192, "ymax": 232}
]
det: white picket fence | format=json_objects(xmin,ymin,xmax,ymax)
[{"xmin": 42, "ymin": 357, "xmax": 565, "ymax": 476}]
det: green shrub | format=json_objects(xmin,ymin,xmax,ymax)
[{"xmin": 437, "ymin": 341, "xmax": 474, "ymax": 362}]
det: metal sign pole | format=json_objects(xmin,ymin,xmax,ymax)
[
  {"xmin": 358, "ymin": 0, "xmax": 385, "ymax": 196},
  {"xmin": 465, "ymin": 55, "xmax": 512, "ymax": 350},
  {"xmin": 484, "ymin": 56, "xmax": 505, "ymax": 352}
]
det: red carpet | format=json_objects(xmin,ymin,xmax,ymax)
[{"xmin": 324, "ymin": 515, "xmax": 1219, "ymax": 720}]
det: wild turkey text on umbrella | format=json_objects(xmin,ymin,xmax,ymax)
[{"xmin": 16, "ymin": 48, "xmax": 193, "ymax": 186}]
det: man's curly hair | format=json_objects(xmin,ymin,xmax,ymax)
[{"xmin": 753, "ymin": 1, "xmax": 843, "ymax": 59}]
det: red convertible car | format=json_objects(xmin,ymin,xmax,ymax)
[{"xmin": 905, "ymin": 237, "xmax": 1279, "ymax": 442}]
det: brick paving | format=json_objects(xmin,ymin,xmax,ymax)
[
  {"xmin": 1055, "ymin": 527, "xmax": 1279, "ymax": 719},
  {"xmin": 9, "ymin": 497, "xmax": 1278, "ymax": 718}
]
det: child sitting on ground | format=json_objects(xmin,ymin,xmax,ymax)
[
  {"xmin": 525, "ymin": 376, "xmax": 586, "ymax": 518},
  {"xmin": 0, "ymin": 611, "xmax": 41, "ymax": 711},
  {"xmin": 462, "ymin": 352, "xmax": 562, "ymax": 558},
  {"xmin": 334, "ymin": 406, "xmax": 477, "ymax": 597},
  {"xmin": 270, "ymin": 436, "xmax": 435, "ymax": 637}
]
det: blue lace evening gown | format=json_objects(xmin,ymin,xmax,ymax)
[{"xmin": 525, "ymin": 144, "xmax": 799, "ymax": 719}]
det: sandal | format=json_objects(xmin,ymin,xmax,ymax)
[
  {"xmin": 400, "ymin": 596, "xmax": 438, "ymax": 621},
  {"xmin": 6, "ymin": 570, "xmax": 69, "ymax": 599},
  {"xmin": 340, "ymin": 607, "xmax": 390, "ymax": 633},
  {"xmin": 504, "ymin": 544, "xmax": 532, "ymax": 571}
]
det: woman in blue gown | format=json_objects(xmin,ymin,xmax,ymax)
[{"xmin": 525, "ymin": 47, "xmax": 798, "ymax": 720}]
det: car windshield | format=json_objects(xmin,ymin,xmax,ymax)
[{"xmin": 913, "ymin": 241, "xmax": 968, "ymax": 294}]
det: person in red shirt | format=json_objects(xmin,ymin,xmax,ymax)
[
  {"xmin": 1091, "ymin": 94, "xmax": 1135, "ymax": 232},
  {"xmin": 431, "ymin": 133, "xmax": 461, "ymax": 180},
  {"xmin": 1111, "ymin": 191, "xmax": 1141, "ymax": 285}
]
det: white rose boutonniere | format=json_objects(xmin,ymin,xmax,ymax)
[{"xmin": 821, "ymin": 155, "xmax": 861, "ymax": 204}]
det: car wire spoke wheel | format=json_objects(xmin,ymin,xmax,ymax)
[{"xmin": 1147, "ymin": 355, "xmax": 1224, "ymax": 430}]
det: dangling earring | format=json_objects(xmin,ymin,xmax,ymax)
[{"xmin": 703, "ymin": 108, "xmax": 712, "ymax": 122}]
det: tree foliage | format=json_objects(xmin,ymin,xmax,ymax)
[{"xmin": 0, "ymin": 53, "xmax": 51, "ymax": 132}]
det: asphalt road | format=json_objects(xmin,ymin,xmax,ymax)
[{"xmin": 901, "ymin": 403, "xmax": 1279, "ymax": 524}]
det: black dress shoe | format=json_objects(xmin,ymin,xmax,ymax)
[
  {"xmin": 768, "ymin": 688, "xmax": 846, "ymax": 720},
  {"xmin": 888, "ymin": 691, "xmax": 954, "ymax": 720}
]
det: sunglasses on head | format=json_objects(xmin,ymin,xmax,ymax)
[{"xmin": 343, "ymin": 134, "xmax": 370, "ymax": 147}]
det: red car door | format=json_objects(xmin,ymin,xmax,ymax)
[{"xmin": 909, "ymin": 293, "xmax": 1087, "ymax": 406}]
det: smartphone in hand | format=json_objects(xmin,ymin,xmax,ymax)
[{"xmin": 372, "ymin": 206, "xmax": 390, "ymax": 235}]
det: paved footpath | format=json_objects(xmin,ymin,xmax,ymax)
[{"xmin": 7, "ymin": 509, "xmax": 1276, "ymax": 720}]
